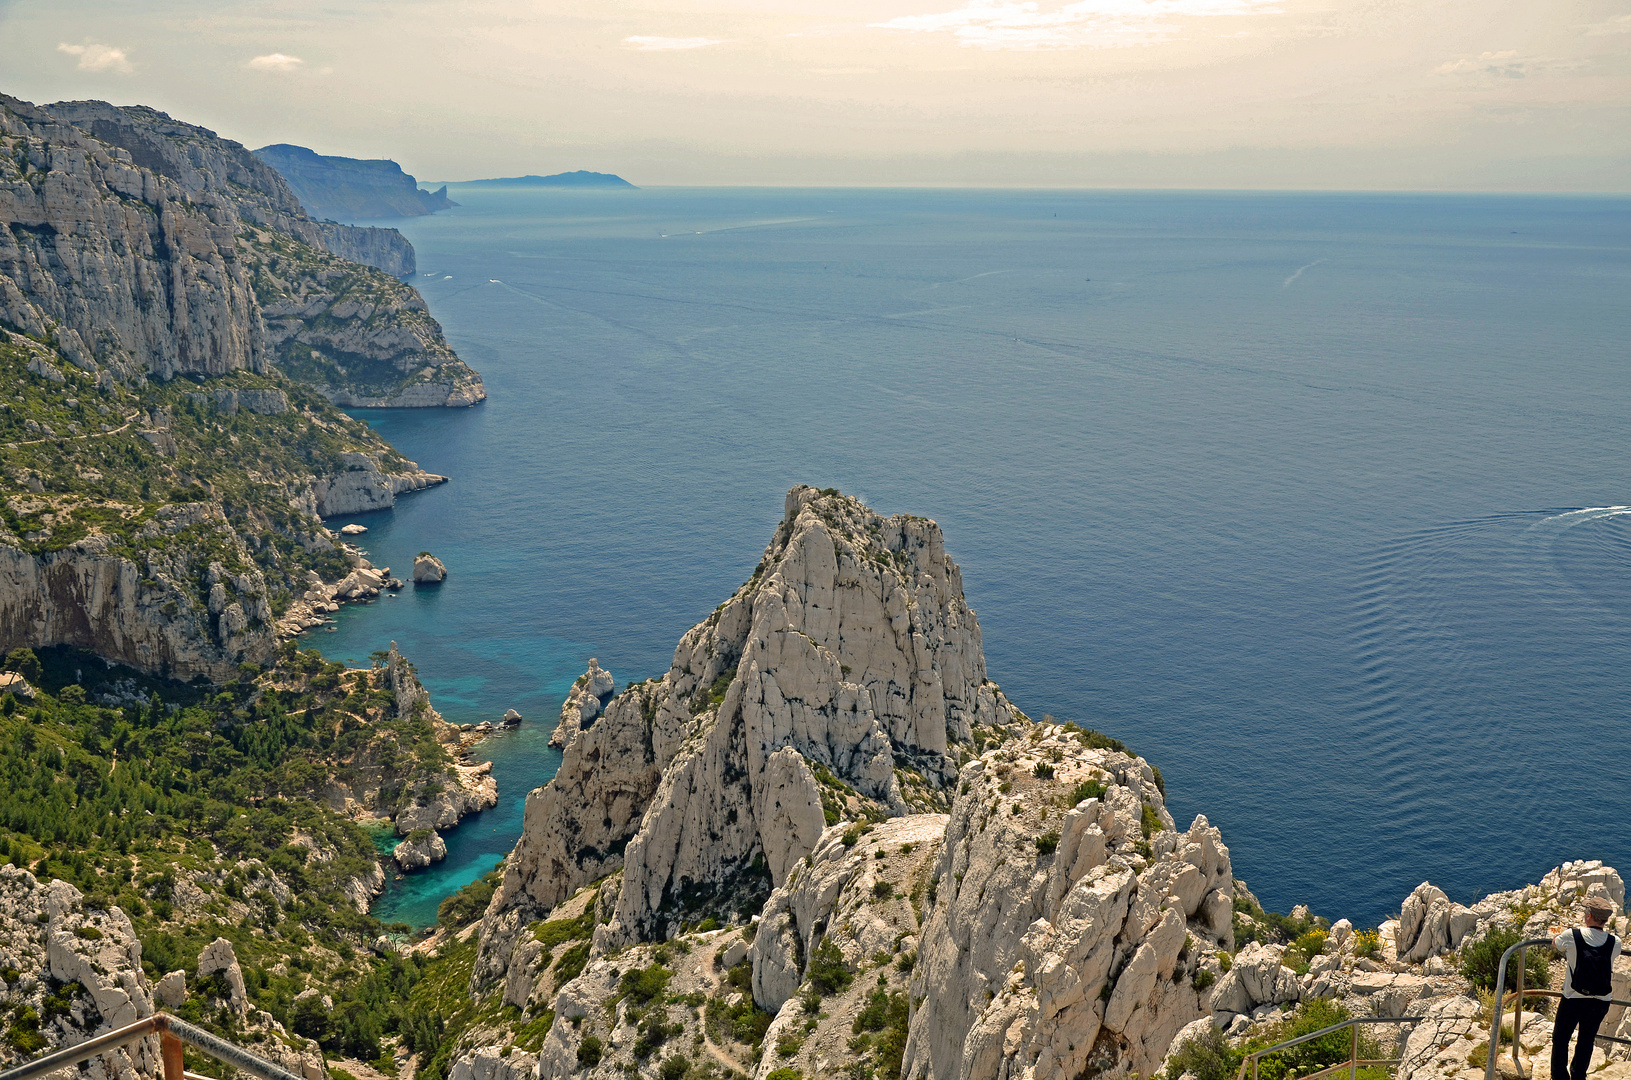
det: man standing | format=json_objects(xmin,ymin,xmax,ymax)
[{"xmin": 1552, "ymin": 896, "xmax": 1622, "ymax": 1080}]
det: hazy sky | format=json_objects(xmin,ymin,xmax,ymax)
[{"xmin": 3, "ymin": 0, "xmax": 1628, "ymax": 188}]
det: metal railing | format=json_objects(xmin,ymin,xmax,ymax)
[
  {"xmin": 1484, "ymin": 937, "xmax": 1631, "ymax": 1080},
  {"xmin": 1234, "ymin": 1015, "xmax": 1425, "ymax": 1080},
  {"xmin": 0, "ymin": 1013, "xmax": 307, "ymax": 1080}
]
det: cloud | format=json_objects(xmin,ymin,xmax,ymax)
[
  {"xmin": 56, "ymin": 42, "xmax": 133, "ymax": 74},
  {"xmin": 1434, "ymin": 50, "xmax": 1524, "ymax": 77},
  {"xmin": 870, "ymin": 0, "xmax": 1282, "ymax": 50},
  {"xmin": 248, "ymin": 53, "xmax": 305, "ymax": 71},
  {"xmin": 622, "ymin": 36, "xmax": 727, "ymax": 51}
]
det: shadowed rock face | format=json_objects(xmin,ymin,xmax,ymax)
[
  {"xmin": 253, "ymin": 143, "xmax": 456, "ymax": 221},
  {"xmin": 470, "ymin": 485, "xmax": 1021, "ymax": 989}
]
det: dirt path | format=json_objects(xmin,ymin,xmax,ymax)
[
  {"xmin": 11, "ymin": 411, "xmax": 141, "ymax": 447},
  {"xmin": 703, "ymin": 1028, "xmax": 750, "ymax": 1077}
]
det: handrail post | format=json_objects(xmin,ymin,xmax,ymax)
[
  {"xmin": 1349, "ymin": 1023, "xmax": 1358, "ymax": 1080},
  {"xmin": 1513, "ymin": 945, "xmax": 1525, "ymax": 1075},
  {"xmin": 160, "ymin": 1030, "xmax": 184, "ymax": 1080}
]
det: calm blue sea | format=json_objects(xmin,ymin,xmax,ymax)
[{"xmin": 302, "ymin": 188, "xmax": 1631, "ymax": 931}]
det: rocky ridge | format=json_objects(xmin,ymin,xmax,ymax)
[
  {"xmin": 471, "ymin": 486, "xmax": 1021, "ymax": 992},
  {"xmin": 254, "ymin": 144, "xmax": 457, "ymax": 221}
]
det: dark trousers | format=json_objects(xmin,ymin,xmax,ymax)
[{"xmin": 1552, "ymin": 996, "xmax": 1611, "ymax": 1080}]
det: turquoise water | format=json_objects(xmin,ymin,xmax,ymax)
[{"xmin": 304, "ymin": 188, "xmax": 1631, "ymax": 930}]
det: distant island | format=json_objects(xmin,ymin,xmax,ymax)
[
  {"xmin": 254, "ymin": 142, "xmax": 457, "ymax": 220},
  {"xmin": 455, "ymin": 169, "xmax": 635, "ymax": 188}
]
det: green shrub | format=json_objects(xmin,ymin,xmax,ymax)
[
  {"xmin": 659, "ymin": 1055, "xmax": 690, "ymax": 1080},
  {"xmin": 1163, "ymin": 1021, "xmax": 1238, "ymax": 1080},
  {"xmin": 1032, "ymin": 762, "xmax": 1055, "ymax": 780},
  {"xmin": 1193, "ymin": 968, "xmax": 1216, "ymax": 991},
  {"xmin": 577, "ymin": 1036, "xmax": 603, "ymax": 1068},
  {"xmin": 776, "ymin": 1032, "xmax": 805, "ymax": 1057},
  {"xmin": 619, "ymin": 963, "xmax": 673, "ymax": 1005},
  {"xmin": 1140, "ymin": 804, "xmax": 1164, "ymax": 838},
  {"xmin": 1460, "ymin": 928, "xmax": 1551, "ymax": 992},
  {"xmin": 696, "ymin": 917, "xmax": 720, "ymax": 932},
  {"xmin": 807, "ymin": 938, "xmax": 853, "ymax": 995},
  {"xmin": 766, "ymin": 1069, "xmax": 803, "ymax": 1080},
  {"xmin": 1353, "ymin": 930, "xmax": 1381, "ymax": 960},
  {"xmin": 1035, "ymin": 831, "xmax": 1060, "ymax": 856},
  {"xmin": 1062, "ymin": 779, "xmax": 1107, "ymax": 807},
  {"xmin": 1248, "ymin": 999, "xmax": 1383, "ymax": 1080},
  {"xmin": 872, "ymin": 880, "xmax": 894, "ymax": 900}
]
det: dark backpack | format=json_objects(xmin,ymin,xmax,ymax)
[{"xmin": 1571, "ymin": 929, "xmax": 1616, "ymax": 997}]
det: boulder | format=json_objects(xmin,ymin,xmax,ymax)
[
  {"xmin": 502, "ymin": 709, "xmax": 523, "ymax": 727},
  {"xmin": 414, "ymin": 553, "xmax": 447, "ymax": 583},
  {"xmin": 394, "ymin": 830, "xmax": 448, "ymax": 871},
  {"xmin": 339, "ymin": 523, "xmax": 367, "ymax": 535},
  {"xmin": 155, "ymin": 970, "xmax": 187, "ymax": 1008},
  {"xmin": 197, "ymin": 937, "xmax": 250, "ymax": 1013}
]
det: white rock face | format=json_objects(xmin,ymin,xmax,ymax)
[
  {"xmin": 313, "ymin": 454, "xmax": 447, "ymax": 519},
  {"xmin": 473, "ymin": 486, "xmax": 1020, "ymax": 987},
  {"xmin": 903, "ymin": 732, "xmax": 1232, "ymax": 1080},
  {"xmin": 197, "ymin": 937, "xmax": 250, "ymax": 1014},
  {"xmin": 0, "ymin": 519, "xmax": 276, "ymax": 683},
  {"xmin": 751, "ymin": 814, "xmax": 947, "ymax": 1013},
  {"xmin": 0, "ymin": 867, "xmax": 160, "ymax": 1080},
  {"xmin": 549, "ymin": 659, "xmax": 615, "ymax": 748},
  {"xmin": 449, "ymin": 1047, "xmax": 539, "ymax": 1080},
  {"xmin": 155, "ymin": 970, "xmax": 187, "ymax": 1009},
  {"xmin": 394, "ymin": 830, "xmax": 449, "ymax": 870},
  {"xmin": 413, "ymin": 552, "xmax": 448, "ymax": 583}
]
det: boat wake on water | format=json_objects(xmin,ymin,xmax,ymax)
[{"xmin": 1334, "ymin": 507, "xmax": 1631, "ymax": 903}]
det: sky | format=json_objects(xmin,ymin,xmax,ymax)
[{"xmin": 2, "ymin": 0, "xmax": 1629, "ymax": 189}]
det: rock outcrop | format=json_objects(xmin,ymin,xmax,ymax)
[
  {"xmin": 413, "ymin": 553, "xmax": 448, "ymax": 583},
  {"xmin": 310, "ymin": 453, "xmax": 447, "ymax": 518},
  {"xmin": 0, "ymin": 866, "xmax": 159, "ymax": 1080},
  {"xmin": 903, "ymin": 730, "xmax": 1233, "ymax": 1080},
  {"xmin": 549, "ymin": 659, "xmax": 615, "ymax": 748},
  {"xmin": 471, "ymin": 486, "xmax": 1020, "ymax": 990},
  {"xmin": 0, "ymin": 506, "xmax": 277, "ymax": 681},
  {"xmin": 394, "ymin": 830, "xmax": 449, "ymax": 870}
]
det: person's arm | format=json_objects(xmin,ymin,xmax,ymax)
[{"xmin": 1553, "ymin": 929, "xmax": 1573, "ymax": 965}]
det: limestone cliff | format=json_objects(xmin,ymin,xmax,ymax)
[
  {"xmin": 0, "ymin": 330, "xmax": 441, "ymax": 680},
  {"xmin": 0, "ymin": 93, "xmax": 482, "ymax": 408},
  {"xmin": 902, "ymin": 732, "xmax": 1232, "ymax": 1080},
  {"xmin": 315, "ymin": 222, "xmax": 416, "ymax": 277},
  {"xmin": 472, "ymin": 485, "xmax": 1020, "ymax": 989}
]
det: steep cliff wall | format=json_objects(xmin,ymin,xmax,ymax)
[
  {"xmin": 254, "ymin": 144, "xmax": 456, "ymax": 220},
  {"xmin": 316, "ymin": 222, "xmax": 415, "ymax": 277},
  {"xmin": 0, "ymin": 93, "xmax": 481, "ymax": 407},
  {"xmin": 471, "ymin": 485, "xmax": 1020, "ymax": 988},
  {"xmin": 0, "ymin": 94, "xmax": 266, "ymax": 382}
]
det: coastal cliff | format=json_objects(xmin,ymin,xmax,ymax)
[
  {"xmin": 0, "ymin": 327, "xmax": 442, "ymax": 679},
  {"xmin": 254, "ymin": 144, "xmax": 457, "ymax": 220},
  {"xmin": 0, "ymin": 93, "xmax": 483, "ymax": 408}
]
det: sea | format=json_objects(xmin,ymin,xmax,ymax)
[{"xmin": 300, "ymin": 187, "xmax": 1631, "ymax": 932}]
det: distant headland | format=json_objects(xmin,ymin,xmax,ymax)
[
  {"xmin": 254, "ymin": 142, "xmax": 457, "ymax": 220},
  {"xmin": 451, "ymin": 169, "xmax": 636, "ymax": 188}
]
